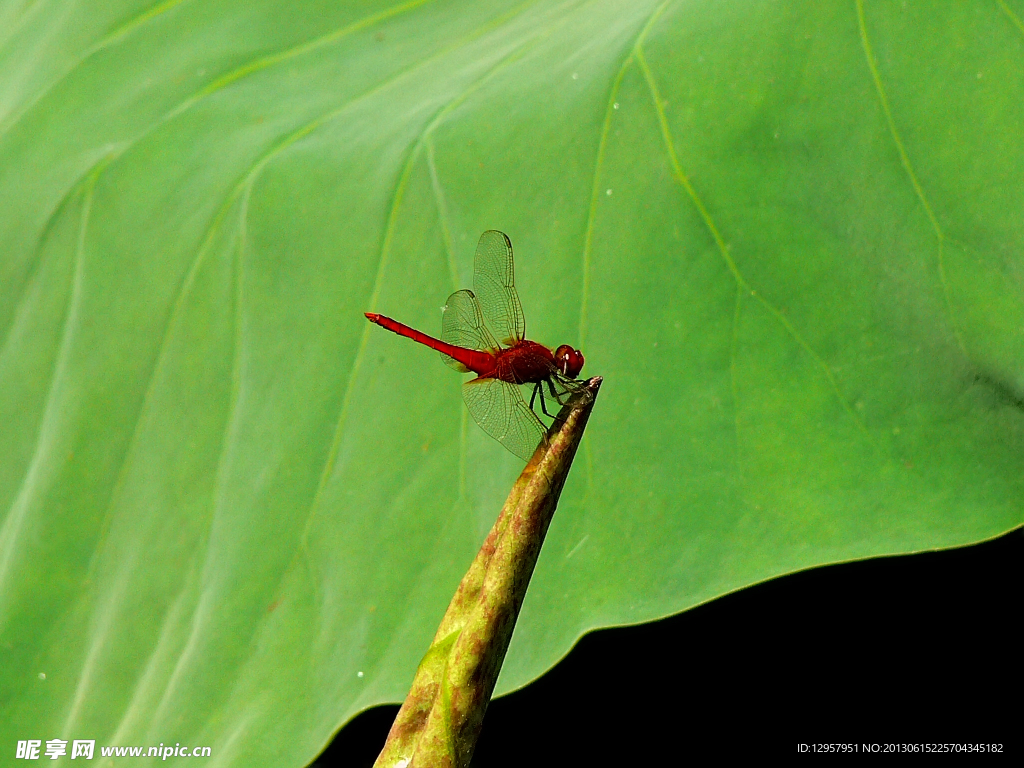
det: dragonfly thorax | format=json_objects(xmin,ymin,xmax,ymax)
[{"xmin": 491, "ymin": 340, "xmax": 557, "ymax": 385}]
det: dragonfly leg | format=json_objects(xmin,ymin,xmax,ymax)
[
  {"xmin": 532, "ymin": 381, "xmax": 558, "ymax": 418},
  {"xmin": 530, "ymin": 381, "xmax": 560, "ymax": 419},
  {"xmin": 540, "ymin": 377, "xmax": 571, "ymax": 425},
  {"xmin": 538, "ymin": 384, "xmax": 558, "ymax": 419},
  {"xmin": 531, "ymin": 377, "xmax": 575, "ymax": 422},
  {"xmin": 547, "ymin": 377, "xmax": 568, "ymax": 405}
]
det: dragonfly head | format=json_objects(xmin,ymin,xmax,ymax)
[{"xmin": 554, "ymin": 345, "xmax": 585, "ymax": 378}]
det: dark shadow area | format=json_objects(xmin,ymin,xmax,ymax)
[
  {"xmin": 312, "ymin": 705, "xmax": 398, "ymax": 768},
  {"xmin": 313, "ymin": 529, "xmax": 1021, "ymax": 765}
]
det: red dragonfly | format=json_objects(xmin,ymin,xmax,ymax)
[{"xmin": 365, "ymin": 230, "xmax": 585, "ymax": 460}]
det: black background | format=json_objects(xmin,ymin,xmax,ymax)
[{"xmin": 313, "ymin": 528, "xmax": 1021, "ymax": 765}]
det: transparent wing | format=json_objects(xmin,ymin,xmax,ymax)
[
  {"xmin": 549, "ymin": 369, "xmax": 590, "ymax": 396},
  {"xmin": 462, "ymin": 377, "xmax": 546, "ymax": 461},
  {"xmin": 440, "ymin": 289, "xmax": 498, "ymax": 371},
  {"xmin": 473, "ymin": 230, "xmax": 525, "ymax": 345}
]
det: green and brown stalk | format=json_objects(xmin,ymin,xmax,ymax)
[{"xmin": 374, "ymin": 376, "xmax": 603, "ymax": 768}]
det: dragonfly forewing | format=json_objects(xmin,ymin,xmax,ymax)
[
  {"xmin": 462, "ymin": 376, "xmax": 546, "ymax": 461},
  {"xmin": 473, "ymin": 230, "xmax": 525, "ymax": 345}
]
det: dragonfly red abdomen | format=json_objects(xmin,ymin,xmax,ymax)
[{"xmin": 364, "ymin": 312, "xmax": 496, "ymax": 375}]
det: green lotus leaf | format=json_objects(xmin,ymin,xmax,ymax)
[{"xmin": 2, "ymin": 1, "xmax": 1022, "ymax": 765}]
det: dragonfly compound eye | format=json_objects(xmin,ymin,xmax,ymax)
[{"xmin": 554, "ymin": 345, "xmax": 585, "ymax": 378}]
